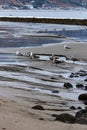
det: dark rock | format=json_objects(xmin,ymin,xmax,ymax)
[
  {"xmin": 52, "ymin": 111, "xmax": 87, "ymax": 125},
  {"xmin": 74, "ymin": 75, "xmax": 79, "ymax": 77},
  {"xmin": 70, "ymin": 71, "xmax": 87, "ymax": 78},
  {"xmin": 76, "ymin": 117, "xmax": 87, "ymax": 124},
  {"xmin": 84, "ymin": 86, "xmax": 87, "ymax": 90},
  {"xmin": 61, "ymin": 102, "xmax": 67, "ymax": 105},
  {"xmin": 79, "ymin": 70, "xmax": 86, "ymax": 73},
  {"xmin": 76, "ymin": 83, "xmax": 84, "ymax": 88},
  {"xmin": 52, "ymin": 114, "xmax": 58, "ymax": 117},
  {"xmin": 53, "ymin": 113, "xmax": 76, "ymax": 123},
  {"xmin": 63, "ymin": 82, "xmax": 73, "ymax": 89},
  {"xmin": 78, "ymin": 93, "xmax": 87, "ymax": 101},
  {"xmin": 70, "ymin": 73, "xmax": 79, "ymax": 78},
  {"xmin": 84, "ymin": 79, "xmax": 87, "ymax": 82},
  {"xmin": 59, "ymin": 75, "xmax": 63, "ymax": 78},
  {"xmin": 75, "ymin": 109, "xmax": 87, "ymax": 119},
  {"xmin": 70, "ymin": 106, "xmax": 76, "ymax": 110},
  {"xmin": 71, "ymin": 73, "xmax": 74, "ymax": 75},
  {"xmin": 2, "ymin": 128, "xmax": 6, "ymax": 130},
  {"xmin": 54, "ymin": 60, "xmax": 63, "ymax": 64},
  {"xmin": 32, "ymin": 105, "xmax": 44, "ymax": 110},
  {"xmin": 83, "ymin": 101, "xmax": 87, "ymax": 105},
  {"xmin": 77, "ymin": 106, "xmax": 82, "ymax": 110},
  {"xmin": 69, "ymin": 74, "xmax": 74, "ymax": 78},
  {"xmin": 52, "ymin": 90, "xmax": 59, "ymax": 93},
  {"xmin": 39, "ymin": 118, "xmax": 44, "ymax": 120},
  {"xmin": 80, "ymin": 73, "xmax": 86, "ymax": 76},
  {"xmin": 79, "ymin": 70, "xmax": 87, "ymax": 76},
  {"xmin": 50, "ymin": 77, "xmax": 55, "ymax": 80},
  {"xmin": 71, "ymin": 57, "xmax": 78, "ymax": 61}
]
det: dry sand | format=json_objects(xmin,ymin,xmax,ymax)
[
  {"xmin": 0, "ymin": 42, "xmax": 87, "ymax": 130},
  {"xmin": 0, "ymin": 96, "xmax": 87, "ymax": 130}
]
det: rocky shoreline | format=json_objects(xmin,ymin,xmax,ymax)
[{"xmin": 0, "ymin": 42, "xmax": 87, "ymax": 129}]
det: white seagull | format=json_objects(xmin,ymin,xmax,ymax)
[
  {"xmin": 16, "ymin": 50, "xmax": 23, "ymax": 56},
  {"xmin": 29, "ymin": 52, "xmax": 39, "ymax": 59},
  {"xmin": 64, "ymin": 44, "xmax": 71, "ymax": 50}
]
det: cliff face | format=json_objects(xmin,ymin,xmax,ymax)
[{"xmin": 0, "ymin": 0, "xmax": 87, "ymax": 8}]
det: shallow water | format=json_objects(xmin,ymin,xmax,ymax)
[
  {"xmin": 0, "ymin": 22, "xmax": 87, "ymax": 48},
  {"xmin": 0, "ymin": 53, "xmax": 86, "ymax": 99},
  {"xmin": 55, "ymin": 29, "xmax": 87, "ymax": 41},
  {"xmin": 0, "ymin": 37, "xmax": 63, "ymax": 48}
]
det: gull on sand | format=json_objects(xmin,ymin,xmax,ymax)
[
  {"xmin": 16, "ymin": 50, "xmax": 23, "ymax": 56},
  {"xmin": 64, "ymin": 44, "xmax": 71, "ymax": 50}
]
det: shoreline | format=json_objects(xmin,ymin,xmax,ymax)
[{"xmin": 0, "ymin": 41, "xmax": 87, "ymax": 59}]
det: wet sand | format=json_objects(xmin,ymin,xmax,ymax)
[
  {"xmin": 0, "ymin": 41, "xmax": 87, "ymax": 59},
  {"xmin": 0, "ymin": 41, "xmax": 87, "ymax": 129}
]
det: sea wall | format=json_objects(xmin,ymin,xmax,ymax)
[{"xmin": 0, "ymin": 17, "xmax": 87, "ymax": 25}]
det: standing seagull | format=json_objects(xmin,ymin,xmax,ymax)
[
  {"xmin": 64, "ymin": 44, "xmax": 71, "ymax": 50},
  {"xmin": 16, "ymin": 50, "xmax": 23, "ymax": 56},
  {"xmin": 30, "ymin": 52, "xmax": 39, "ymax": 59}
]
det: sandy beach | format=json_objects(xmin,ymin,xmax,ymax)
[
  {"xmin": 0, "ymin": 41, "xmax": 87, "ymax": 59},
  {"xmin": 0, "ymin": 97, "xmax": 87, "ymax": 130},
  {"xmin": 0, "ymin": 41, "xmax": 87, "ymax": 130}
]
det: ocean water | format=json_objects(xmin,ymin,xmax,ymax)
[{"xmin": 0, "ymin": 9, "xmax": 87, "ymax": 19}]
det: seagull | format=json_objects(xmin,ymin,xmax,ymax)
[
  {"xmin": 16, "ymin": 50, "xmax": 23, "ymax": 56},
  {"xmin": 29, "ymin": 52, "xmax": 39, "ymax": 59},
  {"xmin": 30, "ymin": 52, "xmax": 33, "ymax": 57},
  {"xmin": 64, "ymin": 44, "xmax": 71, "ymax": 50}
]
